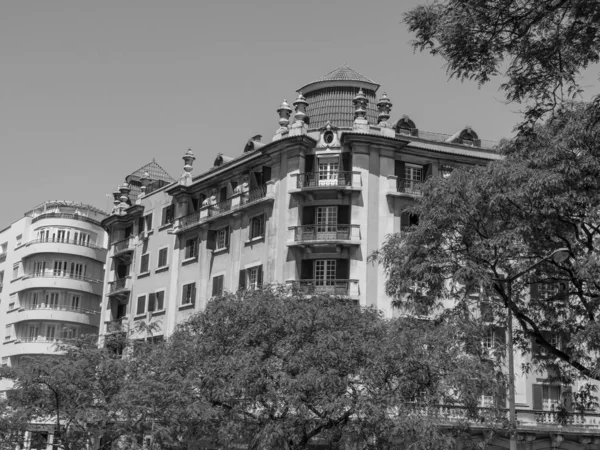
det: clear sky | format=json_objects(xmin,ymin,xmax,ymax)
[{"xmin": 1, "ymin": 0, "xmax": 598, "ymax": 229}]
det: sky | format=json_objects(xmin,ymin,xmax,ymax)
[{"xmin": 1, "ymin": 0, "xmax": 598, "ymax": 229}]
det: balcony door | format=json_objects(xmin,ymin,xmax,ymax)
[
  {"xmin": 314, "ymin": 260, "xmax": 336, "ymax": 287},
  {"xmin": 316, "ymin": 207, "xmax": 338, "ymax": 240},
  {"xmin": 318, "ymin": 157, "xmax": 339, "ymax": 186},
  {"xmin": 404, "ymin": 165, "xmax": 423, "ymax": 193}
]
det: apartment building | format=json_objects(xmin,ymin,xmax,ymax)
[{"xmin": 0, "ymin": 201, "xmax": 108, "ymax": 393}]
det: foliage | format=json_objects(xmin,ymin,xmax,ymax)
[
  {"xmin": 373, "ymin": 101, "xmax": 600, "ymax": 383},
  {"xmin": 404, "ymin": 0, "xmax": 600, "ymax": 123},
  {"xmin": 143, "ymin": 287, "xmax": 503, "ymax": 450}
]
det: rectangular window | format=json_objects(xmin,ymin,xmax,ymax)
[
  {"xmin": 247, "ymin": 266, "xmax": 263, "ymax": 290},
  {"xmin": 34, "ymin": 261, "xmax": 46, "ymax": 276},
  {"xmin": 212, "ymin": 275, "xmax": 224, "ymax": 296},
  {"xmin": 185, "ymin": 238, "xmax": 198, "ymax": 259},
  {"xmin": 158, "ymin": 248, "xmax": 168, "ymax": 268},
  {"xmin": 32, "ymin": 292, "xmax": 38, "ymax": 307},
  {"xmin": 315, "ymin": 260, "xmax": 336, "ymax": 285},
  {"xmin": 148, "ymin": 292, "xmax": 156, "ymax": 312},
  {"xmin": 71, "ymin": 295, "xmax": 80, "ymax": 309},
  {"xmin": 15, "ymin": 235, "xmax": 22, "ymax": 246},
  {"xmin": 136, "ymin": 295, "xmax": 146, "ymax": 315},
  {"xmin": 318, "ymin": 157, "xmax": 340, "ymax": 186},
  {"xmin": 182, "ymin": 283, "xmax": 196, "ymax": 305},
  {"xmin": 0, "ymin": 270, "xmax": 3, "ymax": 285},
  {"xmin": 53, "ymin": 261, "xmax": 67, "ymax": 276},
  {"xmin": 316, "ymin": 206, "xmax": 338, "ymax": 238},
  {"xmin": 249, "ymin": 215, "xmax": 265, "ymax": 239},
  {"xmin": 155, "ymin": 290, "xmax": 164, "ymax": 311},
  {"xmin": 46, "ymin": 325, "xmax": 56, "ymax": 340},
  {"xmin": 216, "ymin": 227, "xmax": 229, "ymax": 250},
  {"xmin": 140, "ymin": 254, "xmax": 150, "ymax": 273},
  {"xmin": 12, "ymin": 264, "xmax": 18, "ymax": 280},
  {"xmin": 28, "ymin": 326, "xmax": 39, "ymax": 340},
  {"xmin": 46, "ymin": 292, "xmax": 59, "ymax": 307},
  {"xmin": 70, "ymin": 263, "xmax": 85, "ymax": 279},
  {"xmin": 161, "ymin": 205, "xmax": 175, "ymax": 226}
]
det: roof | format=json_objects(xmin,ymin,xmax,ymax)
[
  {"xmin": 128, "ymin": 159, "xmax": 175, "ymax": 183},
  {"xmin": 297, "ymin": 64, "xmax": 380, "ymax": 93}
]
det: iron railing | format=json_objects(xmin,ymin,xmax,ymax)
[
  {"xmin": 208, "ymin": 199, "xmax": 232, "ymax": 217},
  {"xmin": 17, "ymin": 337, "xmax": 77, "ymax": 344},
  {"xmin": 296, "ymin": 171, "xmax": 355, "ymax": 189},
  {"xmin": 291, "ymin": 225, "xmax": 358, "ymax": 242},
  {"xmin": 25, "ymin": 238, "xmax": 104, "ymax": 250},
  {"xmin": 112, "ymin": 238, "xmax": 133, "ymax": 254},
  {"xmin": 105, "ymin": 318, "xmax": 127, "ymax": 333},
  {"xmin": 31, "ymin": 212, "xmax": 102, "ymax": 226},
  {"xmin": 108, "ymin": 277, "xmax": 130, "ymax": 293},
  {"xmin": 396, "ymin": 178, "xmax": 423, "ymax": 196},
  {"xmin": 21, "ymin": 304, "xmax": 99, "ymax": 315},
  {"xmin": 240, "ymin": 186, "xmax": 267, "ymax": 205},
  {"xmin": 181, "ymin": 210, "xmax": 201, "ymax": 228},
  {"xmin": 291, "ymin": 279, "xmax": 354, "ymax": 296}
]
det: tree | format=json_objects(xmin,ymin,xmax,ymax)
[
  {"xmin": 0, "ymin": 334, "xmax": 136, "ymax": 450},
  {"xmin": 404, "ymin": 0, "xmax": 600, "ymax": 123},
  {"xmin": 141, "ymin": 287, "xmax": 503, "ymax": 450},
  {"xmin": 373, "ymin": 101, "xmax": 600, "ymax": 384}
]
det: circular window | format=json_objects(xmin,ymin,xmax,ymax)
[{"xmin": 323, "ymin": 131, "xmax": 334, "ymax": 144}]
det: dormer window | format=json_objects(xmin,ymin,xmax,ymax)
[
  {"xmin": 398, "ymin": 126, "xmax": 411, "ymax": 136},
  {"xmin": 324, "ymin": 130, "xmax": 334, "ymax": 144}
]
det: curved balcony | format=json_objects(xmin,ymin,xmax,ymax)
[
  {"xmin": 18, "ymin": 273, "xmax": 103, "ymax": 296},
  {"xmin": 19, "ymin": 239, "xmax": 107, "ymax": 262},
  {"xmin": 2, "ymin": 338, "xmax": 66, "ymax": 357},
  {"xmin": 7, "ymin": 305, "xmax": 100, "ymax": 327},
  {"xmin": 31, "ymin": 212, "xmax": 102, "ymax": 227},
  {"xmin": 287, "ymin": 225, "xmax": 361, "ymax": 248},
  {"xmin": 290, "ymin": 171, "xmax": 362, "ymax": 196},
  {"xmin": 287, "ymin": 279, "xmax": 359, "ymax": 298}
]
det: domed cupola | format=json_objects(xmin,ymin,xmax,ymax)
[{"xmin": 296, "ymin": 64, "xmax": 380, "ymax": 129}]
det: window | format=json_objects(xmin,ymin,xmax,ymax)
[
  {"xmin": 216, "ymin": 227, "xmax": 229, "ymax": 250},
  {"xmin": 318, "ymin": 157, "xmax": 339, "ymax": 186},
  {"xmin": 0, "ymin": 270, "xmax": 3, "ymax": 287},
  {"xmin": 148, "ymin": 290, "xmax": 165, "ymax": 312},
  {"xmin": 71, "ymin": 295, "xmax": 80, "ymax": 309},
  {"xmin": 60, "ymin": 327, "xmax": 77, "ymax": 340},
  {"xmin": 249, "ymin": 215, "xmax": 265, "ymax": 239},
  {"xmin": 315, "ymin": 260, "xmax": 336, "ymax": 285},
  {"xmin": 32, "ymin": 292, "xmax": 38, "ymax": 307},
  {"xmin": 140, "ymin": 253, "xmax": 150, "ymax": 273},
  {"xmin": 441, "ymin": 165, "xmax": 455, "ymax": 178},
  {"xmin": 28, "ymin": 325, "xmax": 39, "ymax": 340},
  {"xmin": 145, "ymin": 213, "xmax": 153, "ymax": 232},
  {"xmin": 46, "ymin": 325, "xmax": 56, "ymax": 340},
  {"xmin": 480, "ymin": 301, "xmax": 493, "ymax": 323},
  {"xmin": 34, "ymin": 261, "xmax": 46, "ymax": 276},
  {"xmin": 70, "ymin": 262, "xmax": 86, "ymax": 279},
  {"xmin": 404, "ymin": 165, "xmax": 423, "ymax": 193},
  {"xmin": 15, "ymin": 235, "xmax": 22, "ymax": 246},
  {"xmin": 158, "ymin": 248, "xmax": 168, "ymax": 268},
  {"xmin": 481, "ymin": 329, "xmax": 494, "ymax": 350},
  {"xmin": 136, "ymin": 295, "xmax": 146, "ymax": 315},
  {"xmin": 1, "ymin": 357, "xmax": 7, "ymax": 366},
  {"xmin": 53, "ymin": 261, "xmax": 67, "ymax": 276},
  {"xmin": 12, "ymin": 264, "xmax": 18, "ymax": 280},
  {"xmin": 479, "ymin": 394, "xmax": 494, "ymax": 408},
  {"xmin": 46, "ymin": 292, "xmax": 59, "ymax": 307},
  {"xmin": 316, "ymin": 206, "xmax": 337, "ymax": 237},
  {"xmin": 533, "ymin": 385, "xmax": 561, "ymax": 411},
  {"xmin": 247, "ymin": 266, "xmax": 263, "ymax": 290},
  {"xmin": 212, "ymin": 275, "xmax": 224, "ymax": 296},
  {"xmin": 184, "ymin": 238, "xmax": 198, "ymax": 259},
  {"xmin": 182, "ymin": 283, "xmax": 196, "ymax": 305},
  {"xmin": 161, "ymin": 205, "xmax": 175, "ymax": 226}
]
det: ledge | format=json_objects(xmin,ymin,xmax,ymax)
[
  {"xmin": 137, "ymin": 272, "xmax": 151, "ymax": 280},
  {"xmin": 133, "ymin": 314, "xmax": 146, "ymax": 321},
  {"xmin": 158, "ymin": 223, "xmax": 173, "ymax": 232},
  {"xmin": 178, "ymin": 303, "xmax": 195, "ymax": 311},
  {"xmin": 150, "ymin": 310, "xmax": 166, "ymax": 317},
  {"xmin": 155, "ymin": 266, "xmax": 169, "ymax": 274},
  {"xmin": 181, "ymin": 257, "xmax": 198, "ymax": 266},
  {"xmin": 2, "ymin": 339, "xmax": 16, "ymax": 345},
  {"xmin": 245, "ymin": 236, "xmax": 265, "ymax": 246},
  {"xmin": 212, "ymin": 247, "xmax": 229, "ymax": 256}
]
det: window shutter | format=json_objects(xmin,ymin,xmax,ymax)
[
  {"xmin": 191, "ymin": 283, "xmax": 196, "ymax": 305},
  {"xmin": 305, "ymin": 155, "xmax": 315, "ymax": 173},
  {"xmin": 207, "ymin": 230, "xmax": 216, "ymax": 250},
  {"xmin": 262, "ymin": 166, "xmax": 271, "ymax": 183},
  {"xmin": 303, "ymin": 206, "xmax": 316, "ymax": 226},
  {"xmin": 423, "ymin": 164, "xmax": 433, "ymax": 179},
  {"xmin": 336, "ymin": 259, "xmax": 349, "ymax": 279},
  {"xmin": 148, "ymin": 293, "xmax": 156, "ymax": 312},
  {"xmin": 239, "ymin": 270, "xmax": 246, "ymax": 290},
  {"xmin": 394, "ymin": 160, "xmax": 405, "ymax": 178},
  {"xmin": 136, "ymin": 296, "xmax": 145, "ymax": 315},
  {"xmin": 301, "ymin": 260, "xmax": 313, "ymax": 280},
  {"xmin": 138, "ymin": 217, "xmax": 144, "ymax": 233},
  {"xmin": 219, "ymin": 187, "xmax": 228, "ymax": 202},
  {"xmin": 338, "ymin": 205, "xmax": 350, "ymax": 224},
  {"xmin": 225, "ymin": 227, "xmax": 230, "ymax": 247},
  {"xmin": 341, "ymin": 152, "xmax": 351, "ymax": 172},
  {"xmin": 401, "ymin": 213, "xmax": 411, "ymax": 230},
  {"xmin": 257, "ymin": 264, "xmax": 263, "ymax": 287},
  {"xmin": 533, "ymin": 385, "xmax": 543, "ymax": 410},
  {"xmin": 212, "ymin": 278, "xmax": 219, "ymax": 296}
]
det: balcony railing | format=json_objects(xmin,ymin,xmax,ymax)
[
  {"xmin": 296, "ymin": 171, "xmax": 356, "ymax": 189},
  {"xmin": 533, "ymin": 410, "xmax": 600, "ymax": 426},
  {"xmin": 111, "ymin": 238, "xmax": 134, "ymax": 254},
  {"xmin": 31, "ymin": 212, "xmax": 102, "ymax": 226},
  {"xmin": 20, "ymin": 304, "xmax": 100, "ymax": 315},
  {"xmin": 108, "ymin": 277, "xmax": 130, "ymax": 293},
  {"xmin": 177, "ymin": 184, "xmax": 271, "ymax": 232},
  {"xmin": 25, "ymin": 272, "xmax": 102, "ymax": 284},
  {"xmin": 25, "ymin": 238, "xmax": 104, "ymax": 250},
  {"xmin": 16, "ymin": 337, "xmax": 77, "ymax": 344},
  {"xmin": 290, "ymin": 225, "xmax": 360, "ymax": 242},
  {"xmin": 289, "ymin": 279, "xmax": 359, "ymax": 297},
  {"xmin": 396, "ymin": 178, "xmax": 423, "ymax": 196}
]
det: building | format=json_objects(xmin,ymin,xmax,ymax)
[
  {"xmin": 0, "ymin": 201, "xmax": 108, "ymax": 393},
  {"xmin": 98, "ymin": 64, "xmax": 600, "ymax": 449}
]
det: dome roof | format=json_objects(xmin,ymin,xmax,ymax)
[{"xmin": 297, "ymin": 64, "xmax": 380, "ymax": 94}]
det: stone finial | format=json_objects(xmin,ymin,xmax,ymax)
[
  {"xmin": 112, "ymin": 187, "xmax": 121, "ymax": 214},
  {"xmin": 277, "ymin": 99, "xmax": 292, "ymax": 129},
  {"xmin": 118, "ymin": 182, "xmax": 131, "ymax": 215},
  {"xmin": 353, "ymin": 89, "xmax": 368, "ymax": 121},
  {"xmin": 137, "ymin": 171, "xmax": 151, "ymax": 205},
  {"xmin": 376, "ymin": 92, "xmax": 393, "ymax": 127},
  {"xmin": 293, "ymin": 93, "xmax": 309, "ymax": 124},
  {"xmin": 180, "ymin": 149, "xmax": 195, "ymax": 187}
]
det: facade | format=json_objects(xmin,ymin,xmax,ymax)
[
  {"xmin": 98, "ymin": 65, "xmax": 600, "ymax": 449},
  {"xmin": 0, "ymin": 201, "xmax": 108, "ymax": 394}
]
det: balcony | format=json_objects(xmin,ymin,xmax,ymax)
[
  {"xmin": 105, "ymin": 317, "xmax": 128, "ymax": 334},
  {"xmin": 19, "ymin": 272, "xmax": 103, "ymax": 296},
  {"xmin": 19, "ymin": 239, "xmax": 107, "ymax": 262},
  {"xmin": 175, "ymin": 183, "xmax": 275, "ymax": 234},
  {"xmin": 387, "ymin": 176, "xmax": 425, "ymax": 199},
  {"xmin": 287, "ymin": 279, "xmax": 359, "ymax": 297},
  {"xmin": 2, "ymin": 338, "xmax": 66, "ymax": 357},
  {"xmin": 107, "ymin": 276, "xmax": 132, "ymax": 297},
  {"xmin": 111, "ymin": 237, "xmax": 135, "ymax": 260},
  {"xmin": 287, "ymin": 225, "xmax": 361, "ymax": 247},
  {"xmin": 31, "ymin": 212, "xmax": 102, "ymax": 226},
  {"xmin": 7, "ymin": 304, "xmax": 100, "ymax": 327},
  {"xmin": 290, "ymin": 171, "xmax": 361, "ymax": 196}
]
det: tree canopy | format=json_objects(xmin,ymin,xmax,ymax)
[
  {"xmin": 374, "ymin": 101, "xmax": 600, "ymax": 384},
  {"xmin": 404, "ymin": 0, "xmax": 600, "ymax": 123}
]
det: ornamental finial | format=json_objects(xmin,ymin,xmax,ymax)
[
  {"xmin": 277, "ymin": 99, "xmax": 292, "ymax": 130},
  {"xmin": 376, "ymin": 92, "xmax": 393, "ymax": 127},
  {"xmin": 180, "ymin": 149, "xmax": 195, "ymax": 187},
  {"xmin": 353, "ymin": 89, "xmax": 368, "ymax": 121}
]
